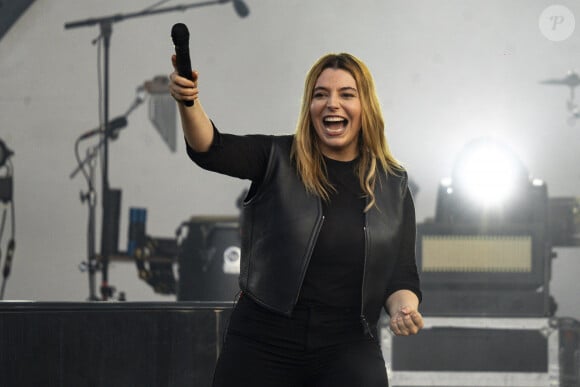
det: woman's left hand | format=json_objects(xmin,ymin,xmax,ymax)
[{"xmin": 389, "ymin": 305, "xmax": 423, "ymax": 336}]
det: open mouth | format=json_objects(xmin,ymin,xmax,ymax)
[{"xmin": 323, "ymin": 116, "xmax": 348, "ymax": 132}]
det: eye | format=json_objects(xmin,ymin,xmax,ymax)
[{"xmin": 313, "ymin": 92, "xmax": 327, "ymax": 99}]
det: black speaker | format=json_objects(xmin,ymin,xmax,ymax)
[
  {"xmin": 178, "ymin": 216, "xmax": 241, "ymax": 302},
  {"xmin": 0, "ymin": 302, "xmax": 232, "ymax": 387}
]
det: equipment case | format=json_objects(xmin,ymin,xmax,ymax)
[{"xmin": 382, "ymin": 317, "xmax": 562, "ymax": 387}]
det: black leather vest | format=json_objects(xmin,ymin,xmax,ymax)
[{"xmin": 239, "ymin": 135, "xmax": 411, "ymax": 329}]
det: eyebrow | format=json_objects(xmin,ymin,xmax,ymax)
[{"xmin": 313, "ymin": 86, "xmax": 358, "ymax": 93}]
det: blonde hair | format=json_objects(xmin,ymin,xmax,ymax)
[{"xmin": 291, "ymin": 53, "xmax": 402, "ymax": 211}]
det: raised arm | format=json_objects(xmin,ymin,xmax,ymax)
[{"xmin": 169, "ymin": 55, "xmax": 214, "ymax": 152}]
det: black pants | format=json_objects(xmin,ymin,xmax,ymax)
[{"xmin": 212, "ymin": 296, "xmax": 388, "ymax": 387}]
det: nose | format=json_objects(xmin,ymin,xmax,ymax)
[{"xmin": 326, "ymin": 92, "xmax": 339, "ymax": 109}]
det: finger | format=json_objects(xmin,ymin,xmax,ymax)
[
  {"xmin": 390, "ymin": 320, "xmax": 401, "ymax": 336},
  {"xmin": 170, "ymin": 70, "xmax": 197, "ymax": 93},
  {"xmin": 170, "ymin": 88, "xmax": 198, "ymax": 104},
  {"xmin": 401, "ymin": 313, "xmax": 423, "ymax": 335},
  {"xmin": 391, "ymin": 316, "xmax": 409, "ymax": 336},
  {"xmin": 410, "ymin": 312, "xmax": 424, "ymax": 329},
  {"xmin": 171, "ymin": 72, "xmax": 196, "ymax": 88},
  {"xmin": 169, "ymin": 76, "xmax": 196, "ymax": 94},
  {"xmin": 402, "ymin": 313, "xmax": 416, "ymax": 334},
  {"xmin": 403, "ymin": 320, "xmax": 420, "ymax": 335},
  {"xmin": 169, "ymin": 81, "xmax": 198, "ymax": 103}
]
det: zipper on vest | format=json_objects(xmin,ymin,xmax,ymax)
[
  {"xmin": 360, "ymin": 315, "xmax": 375, "ymax": 340},
  {"xmin": 360, "ymin": 223, "xmax": 375, "ymax": 340},
  {"xmin": 292, "ymin": 213, "xmax": 325, "ymax": 308}
]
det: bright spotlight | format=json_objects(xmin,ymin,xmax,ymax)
[
  {"xmin": 451, "ymin": 138, "xmax": 528, "ymax": 208},
  {"xmin": 435, "ymin": 137, "xmax": 546, "ymax": 225}
]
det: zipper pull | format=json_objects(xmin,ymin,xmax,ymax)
[{"xmin": 360, "ymin": 315, "xmax": 375, "ymax": 340}]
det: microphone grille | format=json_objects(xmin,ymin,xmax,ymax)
[{"xmin": 171, "ymin": 23, "xmax": 190, "ymax": 46}]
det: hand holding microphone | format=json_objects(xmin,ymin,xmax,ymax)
[
  {"xmin": 169, "ymin": 22, "xmax": 214, "ymax": 152},
  {"xmin": 170, "ymin": 23, "xmax": 197, "ymax": 107}
]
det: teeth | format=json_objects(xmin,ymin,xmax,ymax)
[{"xmin": 323, "ymin": 117, "xmax": 345, "ymax": 122}]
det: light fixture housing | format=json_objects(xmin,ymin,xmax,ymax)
[{"xmin": 435, "ymin": 137, "xmax": 547, "ymax": 226}]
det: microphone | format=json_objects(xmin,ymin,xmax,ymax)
[
  {"xmin": 233, "ymin": 0, "xmax": 250, "ymax": 17},
  {"xmin": 171, "ymin": 23, "xmax": 194, "ymax": 107},
  {"xmin": 79, "ymin": 116, "xmax": 128, "ymax": 141}
]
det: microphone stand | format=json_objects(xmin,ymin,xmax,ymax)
[
  {"xmin": 81, "ymin": 146, "xmax": 99, "ymax": 301},
  {"xmin": 69, "ymin": 94, "xmax": 143, "ymax": 301},
  {"xmin": 64, "ymin": 0, "xmax": 248, "ymax": 300}
]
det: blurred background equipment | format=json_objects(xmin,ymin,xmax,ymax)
[
  {"xmin": 122, "ymin": 211, "xmax": 242, "ymax": 300},
  {"xmin": 418, "ymin": 137, "xmax": 554, "ymax": 316},
  {"xmin": 134, "ymin": 236, "xmax": 179, "ymax": 295},
  {"xmin": 70, "ymin": 76, "xmax": 176, "ymax": 301},
  {"xmin": 549, "ymin": 196, "xmax": 580, "ymax": 247},
  {"xmin": 0, "ymin": 139, "xmax": 15, "ymax": 300},
  {"xmin": 143, "ymin": 75, "xmax": 177, "ymax": 152},
  {"xmin": 0, "ymin": 139, "xmax": 14, "ymax": 203},
  {"xmin": 382, "ymin": 317, "xmax": 569, "ymax": 387},
  {"xmin": 128, "ymin": 204, "xmax": 177, "ymax": 296},
  {"xmin": 540, "ymin": 70, "xmax": 580, "ymax": 125},
  {"xmin": 177, "ymin": 216, "xmax": 241, "ymax": 302},
  {"xmin": 70, "ymin": 84, "xmax": 145, "ymax": 301},
  {"xmin": 64, "ymin": 0, "xmax": 249, "ymax": 301},
  {"xmin": 388, "ymin": 135, "xmax": 580, "ymax": 385}
]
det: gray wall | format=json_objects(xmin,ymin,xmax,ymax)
[{"xmin": 0, "ymin": 0, "xmax": 578, "ymax": 318}]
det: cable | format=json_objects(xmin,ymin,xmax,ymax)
[
  {"xmin": 74, "ymin": 137, "xmax": 95, "ymax": 190},
  {"xmin": 0, "ymin": 205, "xmax": 7, "ymax": 297},
  {"xmin": 140, "ymin": 0, "xmax": 173, "ymax": 12},
  {"xmin": 8, "ymin": 160, "xmax": 14, "ymax": 240},
  {"xmin": 0, "ymin": 205, "xmax": 7, "ymax": 242}
]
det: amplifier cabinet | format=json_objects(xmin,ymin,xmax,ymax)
[
  {"xmin": 382, "ymin": 317, "xmax": 562, "ymax": 387},
  {"xmin": 178, "ymin": 216, "xmax": 241, "ymax": 302}
]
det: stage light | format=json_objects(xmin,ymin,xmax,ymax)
[
  {"xmin": 434, "ymin": 137, "xmax": 546, "ymax": 226},
  {"xmin": 450, "ymin": 137, "xmax": 529, "ymax": 208},
  {"xmin": 422, "ymin": 137, "xmax": 553, "ymax": 317},
  {"xmin": 141, "ymin": 75, "xmax": 177, "ymax": 152}
]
